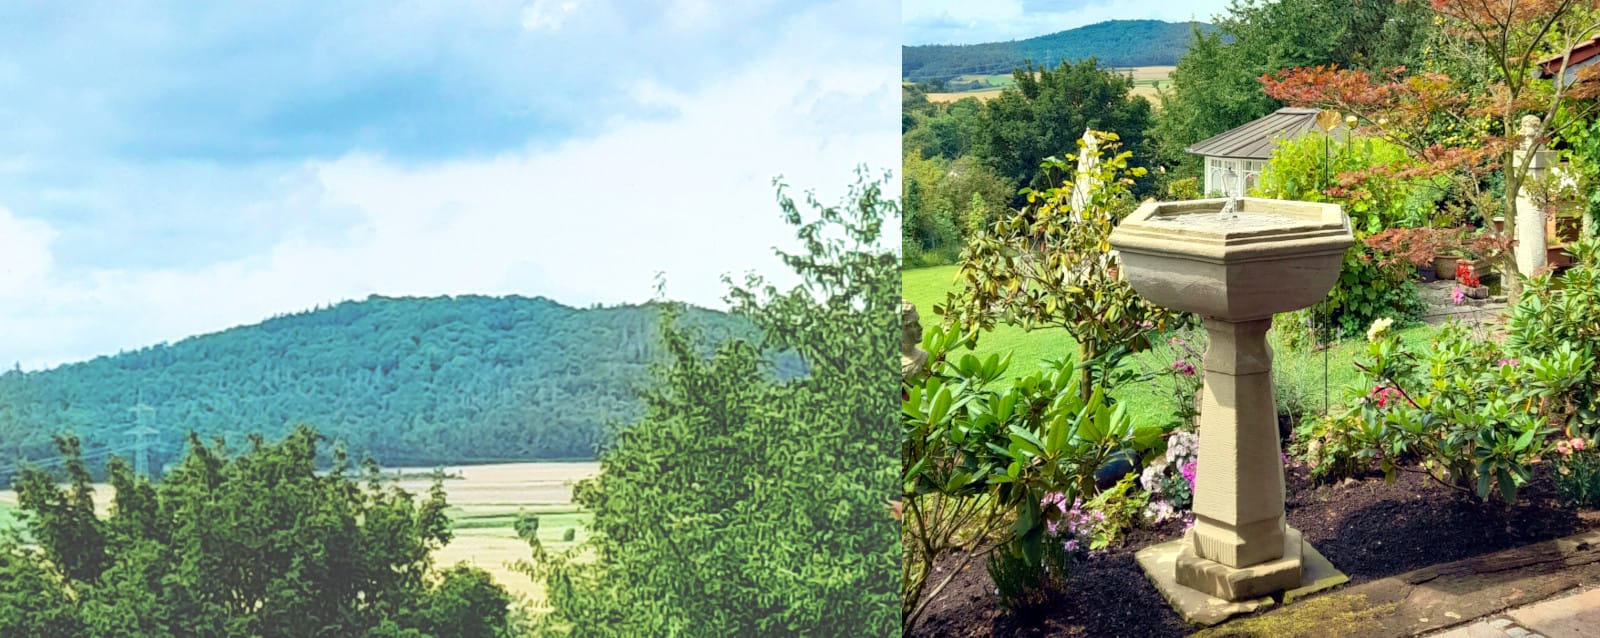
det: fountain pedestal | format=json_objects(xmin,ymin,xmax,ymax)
[{"xmin": 1110, "ymin": 197, "xmax": 1354, "ymax": 623}]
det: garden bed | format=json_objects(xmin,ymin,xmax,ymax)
[{"xmin": 908, "ymin": 464, "xmax": 1595, "ymax": 638}]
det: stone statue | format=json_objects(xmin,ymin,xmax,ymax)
[
  {"xmin": 1520, "ymin": 114, "xmax": 1543, "ymax": 151},
  {"xmin": 901, "ymin": 300, "xmax": 928, "ymax": 379}
]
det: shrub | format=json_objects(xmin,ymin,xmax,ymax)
[
  {"xmin": 901, "ymin": 322, "xmax": 1165, "ymax": 623},
  {"xmin": 1323, "ymin": 244, "xmax": 1426, "ymax": 338},
  {"xmin": 946, "ymin": 131, "xmax": 1182, "ymax": 403},
  {"xmin": 1254, "ymin": 132, "xmax": 1434, "ymax": 233},
  {"xmin": 1553, "ymin": 440, "xmax": 1600, "ymax": 509},
  {"xmin": 1254, "ymin": 132, "xmax": 1432, "ymax": 336},
  {"xmin": 1344, "ymin": 317, "xmax": 1591, "ymax": 502},
  {"xmin": 1506, "ymin": 238, "xmax": 1600, "ymax": 437},
  {"xmin": 1291, "ymin": 413, "xmax": 1369, "ymax": 482}
]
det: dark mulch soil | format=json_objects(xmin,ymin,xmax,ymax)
[{"xmin": 907, "ymin": 463, "xmax": 1595, "ymax": 638}]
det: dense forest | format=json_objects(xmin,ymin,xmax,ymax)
[
  {"xmin": 0, "ymin": 295, "xmax": 794, "ymax": 478},
  {"xmin": 902, "ymin": 20, "xmax": 1216, "ymax": 83}
]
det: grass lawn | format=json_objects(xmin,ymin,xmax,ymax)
[{"xmin": 904, "ymin": 265, "xmax": 1441, "ymax": 429}]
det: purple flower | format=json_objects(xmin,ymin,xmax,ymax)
[
  {"xmin": 1170, "ymin": 360, "xmax": 1197, "ymax": 377},
  {"xmin": 1180, "ymin": 460, "xmax": 1198, "ymax": 490}
]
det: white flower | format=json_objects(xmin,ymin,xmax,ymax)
[
  {"xmin": 1366, "ymin": 317, "xmax": 1394, "ymax": 342},
  {"xmin": 1165, "ymin": 431, "xmax": 1199, "ymax": 465},
  {"xmin": 1142, "ymin": 500, "xmax": 1177, "ymax": 523},
  {"xmin": 1140, "ymin": 460, "xmax": 1169, "ymax": 493}
]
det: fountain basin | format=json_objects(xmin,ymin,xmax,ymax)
[{"xmin": 1109, "ymin": 198, "xmax": 1353, "ymax": 321}]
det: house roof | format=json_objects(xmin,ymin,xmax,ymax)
[
  {"xmin": 1185, "ymin": 107, "xmax": 1325, "ymax": 160},
  {"xmin": 1538, "ymin": 36, "xmax": 1600, "ymax": 78}
]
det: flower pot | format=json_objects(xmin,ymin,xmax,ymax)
[
  {"xmin": 1465, "ymin": 285, "xmax": 1491, "ymax": 300},
  {"xmin": 1548, "ymin": 244, "xmax": 1573, "ymax": 269},
  {"xmin": 1416, "ymin": 264, "xmax": 1437, "ymax": 282},
  {"xmin": 1434, "ymin": 255, "xmax": 1458, "ymax": 280}
]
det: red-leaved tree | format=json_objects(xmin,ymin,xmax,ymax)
[{"xmin": 1261, "ymin": 0, "xmax": 1600, "ymax": 299}]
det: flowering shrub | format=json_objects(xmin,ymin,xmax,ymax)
[
  {"xmin": 1042, "ymin": 491, "xmax": 1103, "ymax": 554},
  {"xmin": 1342, "ymin": 317, "xmax": 1591, "ymax": 502}
]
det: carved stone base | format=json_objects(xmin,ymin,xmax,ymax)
[
  {"xmin": 1176, "ymin": 527, "xmax": 1304, "ymax": 601},
  {"xmin": 1135, "ymin": 527, "xmax": 1349, "ymax": 625}
]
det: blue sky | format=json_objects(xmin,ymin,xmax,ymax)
[
  {"xmin": 0, "ymin": 0, "xmax": 899, "ymax": 370},
  {"xmin": 903, "ymin": 0, "xmax": 1235, "ymax": 45}
]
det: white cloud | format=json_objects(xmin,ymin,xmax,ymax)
[
  {"xmin": 0, "ymin": 207, "xmax": 55, "ymax": 298},
  {"xmin": 521, "ymin": 0, "xmax": 584, "ymax": 32},
  {"xmin": 0, "ymin": 0, "xmax": 898, "ymax": 371}
]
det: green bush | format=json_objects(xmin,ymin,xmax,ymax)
[
  {"xmin": 1254, "ymin": 132, "xmax": 1431, "ymax": 337},
  {"xmin": 1254, "ymin": 132, "xmax": 1435, "ymax": 233},
  {"xmin": 4, "ymin": 427, "xmax": 514, "ymax": 638},
  {"xmin": 1343, "ymin": 317, "xmax": 1591, "ymax": 503},
  {"xmin": 1553, "ymin": 443, "xmax": 1600, "ymax": 509},
  {"xmin": 901, "ymin": 323, "xmax": 1164, "ymax": 625},
  {"xmin": 1291, "ymin": 413, "xmax": 1369, "ymax": 482},
  {"xmin": 532, "ymin": 173, "xmax": 899, "ymax": 637},
  {"xmin": 1322, "ymin": 244, "xmax": 1426, "ymax": 339},
  {"xmin": 1506, "ymin": 239, "xmax": 1600, "ymax": 437}
]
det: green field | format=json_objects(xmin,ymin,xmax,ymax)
[{"xmin": 904, "ymin": 265, "xmax": 1440, "ymax": 427}]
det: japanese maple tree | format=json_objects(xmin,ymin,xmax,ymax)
[{"xmin": 1261, "ymin": 0, "xmax": 1600, "ymax": 299}]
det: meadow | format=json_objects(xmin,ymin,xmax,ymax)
[
  {"xmin": 904, "ymin": 264, "xmax": 1441, "ymax": 427},
  {"xmin": 923, "ymin": 66, "xmax": 1175, "ymax": 105}
]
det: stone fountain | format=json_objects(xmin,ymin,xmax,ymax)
[{"xmin": 1113, "ymin": 197, "xmax": 1353, "ymax": 624}]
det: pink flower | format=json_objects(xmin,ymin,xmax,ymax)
[
  {"xmin": 1140, "ymin": 320, "xmax": 1155, "ymax": 330},
  {"xmin": 1180, "ymin": 460, "xmax": 1198, "ymax": 490},
  {"xmin": 1451, "ymin": 286, "xmax": 1466, "ymax": 305},
  {"xmin": 1498, "ymin": 358, "xmax": 1520, "ymax": 368},
  {"xmin": 1573, "ymin": 437, "xmax": 1587, "ymax": 452},
  {"xmin": 1170, "ymin": 360, "xmax": 1197, "ymax": 376}
]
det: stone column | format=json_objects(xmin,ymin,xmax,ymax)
[
  {"xmin": 1174, "ymin": 317, "xmax": 1303, "ymax": 600},
  {"xmin": 1514, "ymin": 115, "xmax": 1553, "ymax": 275},
  {"xmin": 1514, "ymin": 148, "xmax": 1554, "ymax": 275}
]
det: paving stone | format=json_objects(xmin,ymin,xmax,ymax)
[
  {"xmin": 1506, "ymin": 587, "xmax": 1600, "ymax": 638},
  {"xmin": 1489, "ymin": 619, "xmax": 1514, "ymax": 629},
  {"xmin": 1428, "ymin": 621, "xmax": 1514, "ymax": 638}
]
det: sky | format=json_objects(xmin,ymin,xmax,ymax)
[
  {"xmin": 903, "ymin": 0, "xmax": 1235, "ymax": 45},
  {"xmin": 0, "ymin": 0, "xmax": 899, "ymax": 371}
]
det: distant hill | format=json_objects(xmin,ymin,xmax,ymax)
[
  {"xmin": 903, "ymin": 19, "xmax": 1215, "ymax": 83},
  {"xmin": 0, "ymin": 295, "xmax": 796, "ymax": 479}
]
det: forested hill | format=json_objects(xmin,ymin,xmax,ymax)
[
  {"xmin": 903, "ymin": 19, "xmax": 1216, "ymax": 82},
  {"xmin": 0, "ymin": 295, "xmax": 790, "ymax": 477}
]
